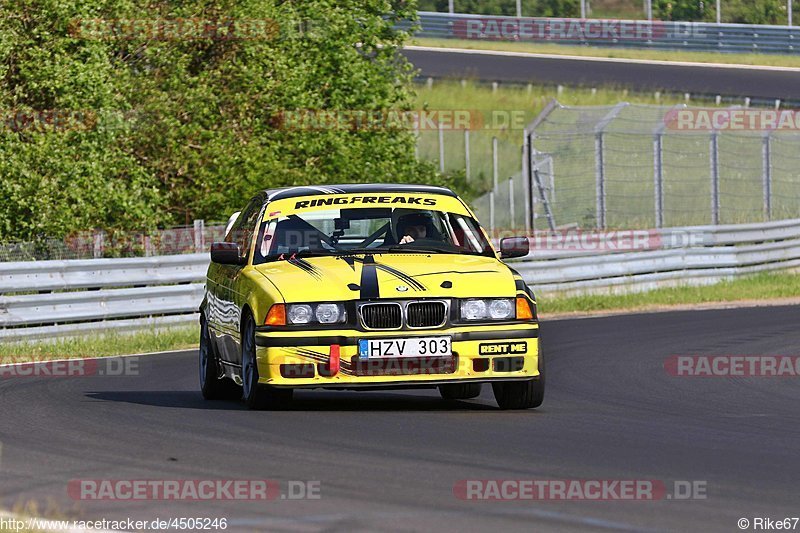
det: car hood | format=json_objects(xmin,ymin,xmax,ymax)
[{"xmin": 253, "ymin": 253, "xmax": 516, "ymax": 302}]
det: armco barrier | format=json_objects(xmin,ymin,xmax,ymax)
[
  {"xmin": 510, "ymin": 218, "xmax": 800, "ymax": 295},
  {"xmin": 414, "ymin": 12, "xmax": 800, "ymax": 55},
  {"xmin": 2, "ymin": 218, "xmax": 800, "ymax": 340},
  {"xmin": 0, "ymin": 254, "xmax": 208, "ymax": 341}
]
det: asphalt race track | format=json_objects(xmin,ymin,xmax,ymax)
[
  {"xmin": 2, "ymin": 306, "xmax": 800, "ymax": 532},
  {"xmin": 403, "ymin": 46, "xmax": 800, "ymax": 102}
]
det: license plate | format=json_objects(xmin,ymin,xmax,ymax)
[{"xmin": 358, "ymin": 336, "xmax": 452, "ymax": 359}]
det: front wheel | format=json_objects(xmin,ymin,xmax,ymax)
[
  {"xmin": 492, "ymin": 353, "xmax": 545, "ymax": 410},
  {"xmin": 241, "ymin": 315, "xmax": 293, "ymax": 410}
]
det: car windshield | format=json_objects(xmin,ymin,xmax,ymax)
[{"xmin": 253, "ymin": 207, "xmax": 493, "ymax": 263}]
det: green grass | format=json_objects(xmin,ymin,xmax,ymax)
[
  {"xmin": 0, "ymin": 326, "xmax": 198, "ymax": 363},
  {"xmin": 412, "ymin": 37, "xmax": 800, "ymax": 68},
  {"xmin": 539, "ymin": 272, "xmax": 800, "ymax": 315}
]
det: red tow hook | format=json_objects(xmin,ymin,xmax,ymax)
[{"xmin": 319, "ymin": 344, "xmax": 340, "ymax": 377}]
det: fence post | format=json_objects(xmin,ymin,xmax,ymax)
[
  {"xmin": 595, "ymin": 132, "xmax": 606, "ymax": 229},
  {"xmin": 762, "ymin": 132, "xmax": 772, "ymax": 221},
  {"xmin": 194, "ymin": 219, "xmax": 205, "ymax": 253},
  {"xmin": 523, "ymin": 131, "xmax": 532, "ymax": 233},
  {"xmin": 438, "ymin": 120, "xmax": 445, "ymax": 173},
  {"xmin": 592, "ymin": 102, "xmax": 627, "ymax": 230},
  {"xmin": 508, "ymin": 177, "xmax": 515, "ymax": 231},
  {"xmin": 414, "ymin": 120, "xmax": 419, "ymax": 160},
  {"xmin": 448, "ymin": 0, "xmax": 454, "ymax": 14},
  {"xmin": 492, "ymin": 136, "xmax": 499, "ymax": 191},
  {"xmin": 464, "ymin": 128, "xmax": 471, "ymax": 182},
  {"xmin": 489, "ymin": 190, "xmax": 496, "ymax": 238},
  {"xmin": 93, "ymin": 231, "xmax": 105, "ymax": 259},
  {"xmin": 653, "ymin": 132, "xmax": 664, "ymax": 228},
  {"xmin": 710, "ymin": 131, "xmax": 720, "ymax": 225},
  {"xmin": 516, "ymin": 0, "xmax": 522, "ymax": 17}
]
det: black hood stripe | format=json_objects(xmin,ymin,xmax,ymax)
[
  {"xmin": 342, "ymin": 255, "xmax": 426, "ymax": 292},
  {"xmin": 359, "ymin": 255, "xmax": 380, "ymax": 299},
  {"xmin": 373, "ymin": 263, "xmax": 426, "ymax": 291},
  {"xmin": 288, "ymin": 257, "xmax": 322, "ymax": 280}
]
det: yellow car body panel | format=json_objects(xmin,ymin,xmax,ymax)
[{"xmin": 203, "ymin": 185, "xmax": 539, "ymax": 394}]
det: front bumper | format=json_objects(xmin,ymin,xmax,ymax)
[{"xmin": 254, "ymin": 324, "xmax": 539, "ymax": 388}]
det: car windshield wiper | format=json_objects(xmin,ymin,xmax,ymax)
[
  {"xmin": 334, "ymin": 248, "xmax": 384, "ymax": 256},
  {"xmin": 381, "ymin": 245, "xmax": 456, "ymax": 254},
  {"xmin": 268, "ymin": 249, "xmax": 338, "ymax": 261}
]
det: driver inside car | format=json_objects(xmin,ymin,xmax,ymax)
[{"xmin": 396, "ymin": 212, "xmax": 438, "ymax": 245}]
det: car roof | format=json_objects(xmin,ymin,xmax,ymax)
[{"xmin": 264, "ymin": 184, "xmax": 457, "ymax": 201}]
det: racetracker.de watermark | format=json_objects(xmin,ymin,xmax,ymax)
[
  {"xmin": 70, "ymin": 18, "xmax": 284, "ymax": 41},
  {"xmin": 0, "ymin": 109, "xmax": 98, "ymax": 133},
  {"xmin": 273, "ymin": 109, "xmax": 528, "ymax": 131},
  {"xmin": 665, "ymin": 355, "xmax": 800, "ymax": 377},
  {"xmin": 454, "ymin": 479, "xmax": 707, "ymax": 500},
  {"xmin": 486, "ymin": 228, "xmax": 709, "ymax": 252},
  {"xmin": 451, "ymin": 18, "xmax": 705, "ymax": 41},
  {"xmin": 0, "ymin": 357, "xmax": 139, "ymax": 379},
  {"xmin": 67, "ymin": 479, "xmax": 321, "ymax": 501},
  {"xmin": 665, "ymin": 108, "xmax": 800, "ymax": 131}
]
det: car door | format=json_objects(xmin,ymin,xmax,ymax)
[{"xmin": 214, "ymin": 194, "xmax": 266, "ymax": 366}]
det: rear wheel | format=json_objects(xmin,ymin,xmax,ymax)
[
  {"xmin": 492, "ymin": 353, "xmax": 545, "ymax": 410},
  {"xmin": 241, "ymin": 314, "xmax": 293, "ymax": 410},
  {"xmin": 438, "ymin": 383, "xmax": 482, "ymax": 400}
]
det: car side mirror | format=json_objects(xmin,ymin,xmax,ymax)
[
  {"xmin": 499, "ymin": 237, "xmax": 529, "ymax": 259},
  {"xmin": 210, "ymin": 242, "xmax": 246, "ymax": 265}
]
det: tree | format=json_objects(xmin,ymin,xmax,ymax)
[{"xmin": 0, "ymin": 0, "xmax": 435, "ymax": 240}]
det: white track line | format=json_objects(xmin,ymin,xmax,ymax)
[{"xmin": 405, "ymin": 44, "xmax": 800, "ymax": 72}]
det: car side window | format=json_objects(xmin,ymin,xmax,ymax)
[{"xmin": 226, "ymin": 196, "xmax": 265, "ymax": 259}]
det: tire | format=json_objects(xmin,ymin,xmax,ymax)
[
  {"xmin": 241, "ymin": 314, "xmax": 293, "ymax": 410},
  {"xmin": 438, "ymin": 383, "xmax": 482, "ymax": 400},
  {"xmin": 492, "ymin": 352, "xmax": 545, "ymax": 410},
  {"xmin": 199, "ymin": 312, "xmax": 238, "ymax": 400}
]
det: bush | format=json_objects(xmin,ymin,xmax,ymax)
[
  {"xmin": 654, "ymin": 0, "xmax": 787, "ymax": 23},
  {"xmin": 0, "ymin": 0, "xmax": 436, "ymax": 241},
  {"xmin": 418, "ymin": 0, "xmax": 580, "ymax": 17}
]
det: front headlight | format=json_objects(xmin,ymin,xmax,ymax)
[
  {"xmin": 461, "ymin": 299, "xmax": 488, "ymax": 320},
  {"xmin": 286, "ymin": 303, "xmax": 346, "ymax": 325},
  {"xmin": 315, "ymin": 303, "xmax": 342, "ymax": 324},
  {"xmin": 489, "ymin": 298, "xmax": 514, "ymax": 319},
  {"xmin": 460, "ymin": 298, "xmax": 515, "ymax": 321},
  {"xmin": 287, "ymin": 304, "xmax": 313, "ymax": 324}
]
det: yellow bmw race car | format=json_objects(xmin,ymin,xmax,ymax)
[{"xmin": 200, "ymin": 184, "xmax": 542, "ymax": 410}]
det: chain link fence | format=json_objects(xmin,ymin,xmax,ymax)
[{"xmin": 471, "ymin": 100, "xmax": 800, "ymax": 231}]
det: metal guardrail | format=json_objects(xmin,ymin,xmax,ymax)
[
  {"xmin": 510, "ymin": 218, "xmax": 800, "ymax": 295},
  {"xmin": 2, "ymin": 218, "xmax": 800, "ymax": 340},
  {"xmin": 0, "ymin": 253, "xmax": 208, "ymax": 292},
  {"xmin": 415, "ymin": 12, "xmax": 800, "ymax": 55},
  {"xmin": 0, "ymin": 254, "xmax": 208, "ymax": 341}
]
